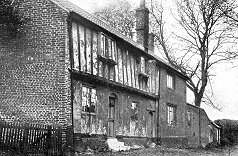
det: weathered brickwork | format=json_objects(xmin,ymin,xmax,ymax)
[
  {"xmin": 72, "ymin": 79, "xmax": 158, "ymax": 147},
  {"xmin": 0, "ymin": 0, "xmax": 72, "ymax": 125},
  {"xmin": 0, "ymin": 0, "xmax": 218, "ymax": 151},
  {"xmin": 158, "ymin": 68, "xmax": 187, "ymax": 147},
  {"xmin": 186, "ymin": 104, "xmax": 214, "ymax": 148}
]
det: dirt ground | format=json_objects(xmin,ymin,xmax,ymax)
[{"xmin": 91, "ymin": 145, "xmax": 238, "ymax": 156}]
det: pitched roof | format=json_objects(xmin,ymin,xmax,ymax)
[
  {"xmin": 50, "ymin": 0, "xmax": 188, "ymax": 79},
  {"xmin": 51, "ymin": 0, "xmax": 144, "ymax": 50}
]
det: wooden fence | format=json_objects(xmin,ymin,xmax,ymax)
[{"xmin": 0, "ymin": 121, "xmax": 64, "ymax": 156}]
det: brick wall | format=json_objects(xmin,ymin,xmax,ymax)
[
  {"xmin": 186, "ymin": 104, "xmax": 213, "ymax": 148},
  {"xmin": 158, "ymin": 68, "xmax": 187, "ymax": 147},
  {"xmin": 0, "ymin": 0, "xmax": 72, "ymax": 125},
  {"xmin": 186, "ymin": 104, "xmax": 200, "ymax": 147}
]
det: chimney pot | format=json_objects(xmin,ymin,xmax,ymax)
[{"xmin": 140, "ymin": 0, "xmax": 146, "ymax": 8}]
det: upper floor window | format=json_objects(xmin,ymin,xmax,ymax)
[
  {"xmin": 140, "ymin": 56, "xmax": 147, "ymax": 74},
  {"xmin": 167, "ymin": 74, "xmax": 175, "ymax": 89},
  {"xmin": 138, "ymin": 56, "xmax": 149, "ymax": 90},
  {"xmin": 100, "ymin": 34, "xmax": 116, "ymax": 61},
  {"xmin": 167, "ymin": 104, "xmax": 176, "ymax": 126}
]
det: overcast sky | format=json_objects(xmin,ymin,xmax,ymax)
[{"xmin": 67, "ymin": 0, "xmax": 238, "ymax": 121}]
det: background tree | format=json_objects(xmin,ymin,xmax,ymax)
[
  {"xmin": 93, "ymin": 0, "xmax": 135, "ymax": 38},
  {"xmin": 149, "ymin": 0, "xmax": 238, "ymax": 107},
  {"xmin": 93, "ymin": 0, "xmax": 238, "ymax": 108},
  {"xmin": 0, "ymin": 0, "xmax": 28, "ymax": 38}
]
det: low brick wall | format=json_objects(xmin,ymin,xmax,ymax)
[{"xmin": 159, "ymin": 137, "xmax": 188, "ymax": 148}]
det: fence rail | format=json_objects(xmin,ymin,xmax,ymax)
[{"xmin": 0, "ymin": 121, "xmax": 63, "ymax": 156}]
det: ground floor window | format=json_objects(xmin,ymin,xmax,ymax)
[
  {"xmin": 81, "ymin": 86, "xmax": 97, "ymax": 134},
  {"xmin": 130, "ymin": 102, "xmax": 139, "ymax": 135},
  {"xmin": 167, "ymin": 104, "xmax": 176, "ymax": 126}
]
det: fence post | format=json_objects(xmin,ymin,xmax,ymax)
[
  {"xmin": 23, "ymin": 123, "xmax": 29, "ymax": 155},
  {"xmin": 58, "ymin": 126, "xmax": 63, "ymax": 155},
  {"xmin": 0, "ymin": 121, "xmax": 3, "ymax": 147},
  {"xmin": 46, "ymin": 125, "xmax": 52, "ymax": 156}
]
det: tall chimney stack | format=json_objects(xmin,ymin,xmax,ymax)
[
  {"xmin": 136, "ymin": 0, "xmax": 149, "ymax": 52},
  {"xmin": 148, "ymin": 33, "xmax": 155, "ymax": 54}
]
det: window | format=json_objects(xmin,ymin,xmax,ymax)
[
  {"xmin": 100, "ymin": 34, "xmax": 116, "ymax": 61},
  {"xmin": 140, "ymin": 56, "xmax": 146, "ymax": 74},
  {"xmin": 167, "ymin": 74, "xmax": 175, "ymax": 89},
  {"xmin": 187, "ymin": 111, "xmax": 192, "ymax": 125},
  {"xmin": 81, "ymin": 86, "xmax": 97, "ymax": 134},
  {"xmin": 138, "ymin": 56, "xmax": 149, "ymax": 90},
  {"xmin": 167, "ymin": 105, "xmax": 176, "ymax": 126},
  {"xmin": 131, "ymin": 102, "xmax": 138, "ymax": 121},
  {"xmin": 99, "ymin": 34, "xmax": 117, "ymax": 80},
  {"xmin": 130, "ymin": 102, "xmax": 139, "ymax": 135}
]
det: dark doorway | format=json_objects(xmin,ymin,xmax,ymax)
[{"xmin": 108, "ymin": 93, "xmax": 117, "ymax": 137}]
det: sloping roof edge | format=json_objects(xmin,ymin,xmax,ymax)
[
  {"xmin": 50, "ymin": 0, "xmax": 188, "ymax": 80},
  {"xmin": 187, "ymin": 103, "xmax": 220, "ymax": 128}
]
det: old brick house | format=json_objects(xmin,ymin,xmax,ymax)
[
  {"xmin": 186, "ymin": 103, "xmax": 221, "ymax": 148},
  {"xmin": 0, "ymin": 0, "xmax": 204, "ymax": 150}
]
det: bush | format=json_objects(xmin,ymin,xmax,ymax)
[{"xmin": 215, "ymin": 119, "xmax": 238, "ymax": 146}]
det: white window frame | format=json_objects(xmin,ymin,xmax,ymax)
[{"xmin": 167, "ymin": 74, "xmax": 175, "ymax": 89}]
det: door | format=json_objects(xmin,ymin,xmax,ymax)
[
  {"xmin": 108, "ymin": 94, "xmax": 116, "ymax": 137},
  {"xmin": 147, "ymin": 111, "xmax": 154, "ymax": 138}
]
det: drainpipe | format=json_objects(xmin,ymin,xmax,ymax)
[
  {"xmin": 199, "ymin": 108, "xmax": 201, "ymax": 146},
  {"xmin": 156, "ymin": 99, "xmax": 159, "ymax": 145},
  {"xmin": 156, "ymin": 69, "xmax": 161, "ymax": 145}
]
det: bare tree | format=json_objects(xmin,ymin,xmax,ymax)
[
  {"xmin": 0, "ymin": 0, "xmax": 28, "ymax": 38},
  {"xmin": 149, "ymin": 0, "xmax": 238, "ymax": 107},
  {"xmin": 93, "ymin": 0, "xmax": 135, "ymax": 38}
]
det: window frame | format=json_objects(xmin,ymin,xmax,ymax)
[
  {"xmin": 81, "ymin": 85, "xmax": 97, "ymax": 115},
  {"xmin": 100, "ymin": 33, "xmax": 116, "ymax": 61},
  {"xmin": 81, "ymin": 85, "xmax": 97, "ymax": 134},
  {"xmin": 167, "ymin": 104, "xmax": 177, "ymax": 126},
  {"xmin": 131, "ymin": 101, "xmax": 139, "ymax": 122},
  {"xmin": 167, "ymin": 73, "xmax": 175, "ymax": 89}
]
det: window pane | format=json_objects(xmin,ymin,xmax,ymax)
[
  {"xmin": 81, "ymin": 86, "xmax": 97, "ymax": 134},
  {"xmin": 167, "ymin": 74, "xmax": 174, "ymax": 89},
  {"xmin": 112, "ymin": 41, "xmax": 116, "ymax": 61},
  {"xmin": 141, "ymin": 57, "xmax": 145, "ymax": 73},
  {"xmin": 167, "ymin": 105, "xmax": 176, "ymax": 126},
  {"xmin": 82, "ymin": 87, "xmax": 88, "ymax": 112}
]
